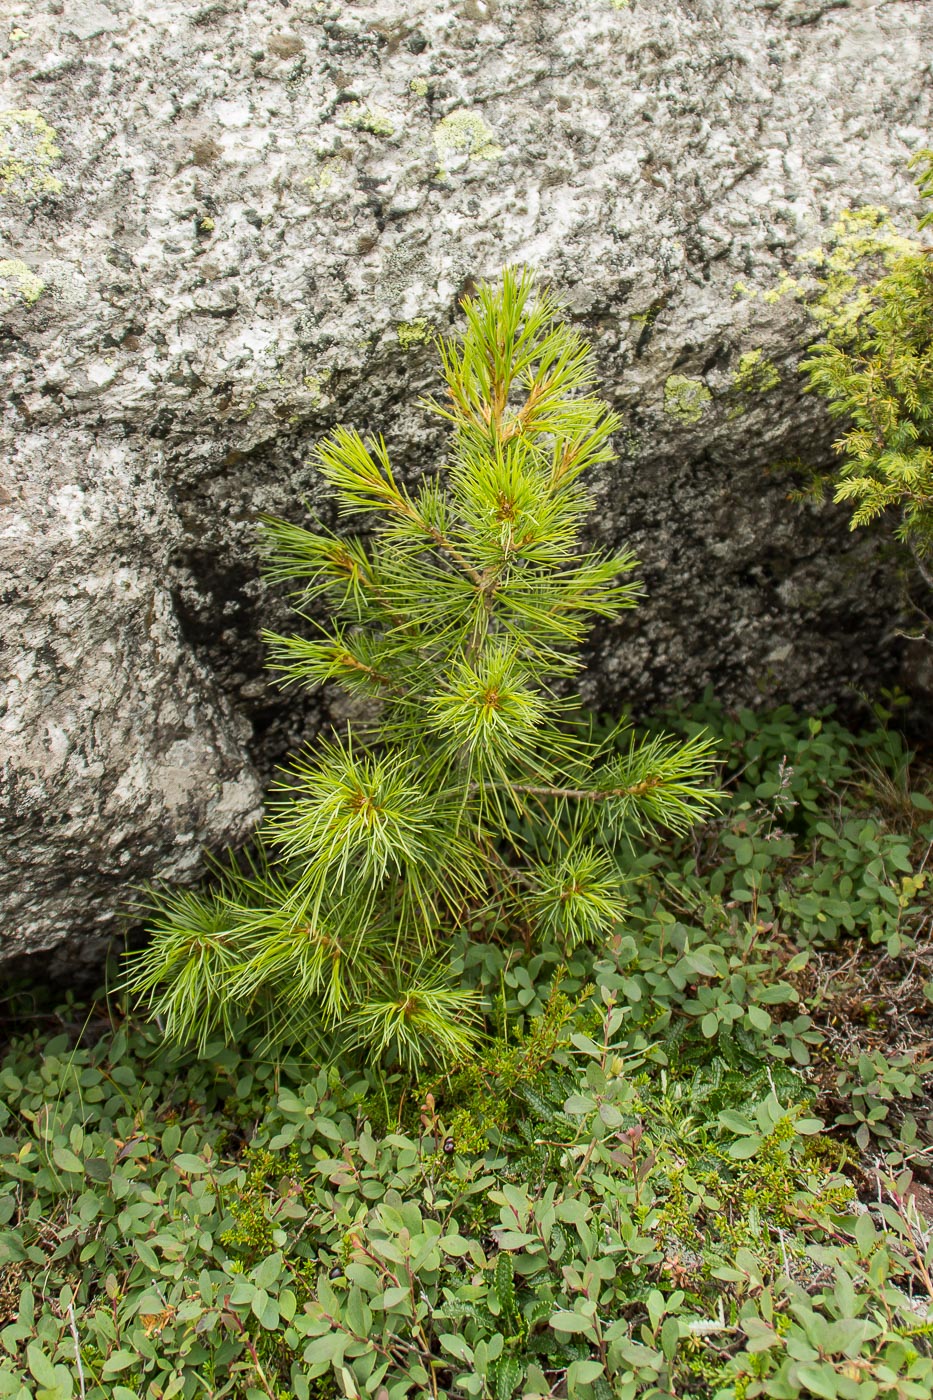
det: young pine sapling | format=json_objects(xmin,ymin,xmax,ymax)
[{"xmin": 128, "ymin": 269, "xmax": 720, "ymax": 1068}]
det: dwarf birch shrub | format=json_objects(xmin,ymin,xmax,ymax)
[{"xmin": 128, "ymin": 270, "xmax": 719, "ymax": 1069}]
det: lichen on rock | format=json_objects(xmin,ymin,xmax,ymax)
[
  {"xmin": 0, "ymin": 258, "xmax": 44, "ymax": 306},
  {"xmin": 433, "ymin": 109, "xmax": 502, "ymax": 178},
  {"xmin": 0, "ymin": 108, "xmax": 62, "ymax": 201},
  {"xmin": 663, "ymin": 375, "xmax": 712, "ymax": 424},
  {"xmin": 733, "ymin": 350, "xmax": 780, "ymax": 395},
  {"xmin": 0, "ymin": 0, "xmax": 929, "ymax": 971},
  {"xmin": 338, "ymin": 103, "xmax": 396, "ymax": 138},
  {"xmin": 396, "ymin": 318, "xmax": 431, "ymax": 349}
]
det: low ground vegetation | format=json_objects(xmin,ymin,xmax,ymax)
[{"xmin": 2, "ymin": 703, "xmax": 933, "ymax": 1400}]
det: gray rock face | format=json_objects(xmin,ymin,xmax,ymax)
[{"xmin": 1, "ymin": 0, "xmax": 931, "ymax": 967}]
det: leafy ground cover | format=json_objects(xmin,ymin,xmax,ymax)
[{"xmin": 2, "ymin": 702, "xmax": 933, "ymax": 1400}]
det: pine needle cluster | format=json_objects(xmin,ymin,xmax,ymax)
[
  {"xmin": 800, "ymin": 151, "xmax": 933, "ymax": 575},
  {"xmin": 127, "ymin": 270, "xmax": 720, "ymax": 1069}
]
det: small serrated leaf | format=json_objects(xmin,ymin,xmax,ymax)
[
  {"xmin": 493, "ymin": 1354, "xmax": 522, "ymax": 1400},
  {"xmin": 494, "ymin": 1251, "xmax": 516, "ymax": 1320}
]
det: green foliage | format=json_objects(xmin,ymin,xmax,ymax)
[
  {"xmin": 3, "ymin": 704, "xmax": 933, "ymax": 1398},
  {"xmin": 127, "ymin": 269, "xmax": 719, "ymax": 1069},
  {"xmin": 0, "ymin": 976, "xmax": 930, "ymax": 1400},
  {"xmin": 455, "ymin": 699, "xmax": 933, "ymax": 1148},
  {"xmin": 799, "ymin": 152, "xmax": 933, "ymax": 565}
]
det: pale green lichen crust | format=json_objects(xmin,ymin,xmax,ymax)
[
  {"xmin": 733, "ymin": 208, "xmax": 915, "ymax": 321},
  {"xmin": 410, "ymin": 78, "xmax": 429, "ymax": 97},
  {"xmin": 302, "ymin": 371, "xmax": 332, "ymax": 410},
  {"xmin": 762, "ymin": 270, "xmax": 801, "ymax": 305},
  {"xmin": 0, "ymin": 109, "xmax": 62, "ymax": 201},
  {"xmin": 433, "ymin": 110, "xmax": 502, "ymax": 178},
  {"xmin": 304, "ymin": 156, "xmax": 344, "ymax": 191},
  {"xmin": 0, "ymin": 258, "xmax": 44, "ymax": 306},
  {"xmin": 799, "ymin": 206, "xmax": 918, "ymax": 332},
  {"xmin": 396, "ymin": 318, "xmax": 431, "ymax": 349},
  {"xmin": 732, "ymin": 349, "xmax": 780, "ymax": 395},
  {"xmin": 339, "ymin": 103, "xmax": 395, "ymax": 137},
  {"xmin": 663, "ymin": 374, "xmax": 711, "ymax": 424}
]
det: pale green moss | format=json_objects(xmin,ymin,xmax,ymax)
[
  {"xmin": 410, "ymin": 77, "xmax": 429, "ymax": 97},
  {"xmin": 663, "ymin": 375, "xmax": 711, "ymax": 424},
  {"xmin": 0, "ymin": 109, "xmax": 62, "ymax": 201},
  {"xmin": 433, "ymin": 110, "xmax": 502, "ymax": 178},
  {"xmin": 339, "ymin": 103, "xmax": 395, "ymax": 138},
  {"xmin": 397, "ymin": 318, "xmax": 431, "ymax": 350},
  {"xmin": 733, "ymin": 349, "xmax": 780, "ymax": 395},
  {"xmin": 0, "ymin": 258, "xmax": 44, "ymax": 306}
]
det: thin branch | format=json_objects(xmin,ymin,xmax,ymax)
[
  {"xmin": 907, "ymin": 534, "xmax": 933, "ymax": 594},
  {"xmin": 493, "ymin": 778, "xmax": 663, "ymax": 803}
]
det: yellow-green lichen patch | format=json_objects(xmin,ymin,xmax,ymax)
[
  {"xmin": 733, "ymin": 349, "xmax": 780, "ymax": 395},
  {"xmin": 0, "ymin": 259, "xmax": 44, "ymax": 306},
  {"xmin": 302, "ymin": 371, "xmax": 332, "ymax": 410},
  {"xmin": 396, "ymin": 318, "xmax": 431, "ymax": 350},
  {"xmin": 304, "ymin": 155, "xmax": 344, "ymax": 192},
  {"xmin": 797, "ymin": 206, "xmax": 919, "ymax": 335},
  {"xmin": 761, "ymin": 270, "xmax": 801, "ymax": 305},
  {"xmin": 410, "ymin": 77, "xmax": 429, "ymax": 97},
  {"xmin": 630, "ymin": 304, "xmax": 662, "ymax": 328},
  {"xmin": 610, "ymin": 0, "xmax": 630, "ymax": 8},
  {"xmin": 0, "ymin": 109, "xmax": 62, "ymax": 202},
  {"xmin": 433, "ymin": 110, "xmax": 502, "ymax": 178},
  {"xmin": 663, "ymin": 375, "xmax": 711, "ymax": 425},
  {"xmin": 339, "ymin": 103, "xmax": 395, "ymax": 138},
  {"xmin": 802, "ymin": 205, "xmax": 914, "ymax": 275}
]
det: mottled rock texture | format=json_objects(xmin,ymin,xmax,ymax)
[{"xmin": 1, "ymin": 0, "xmax": 931, "ymax": 967}]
